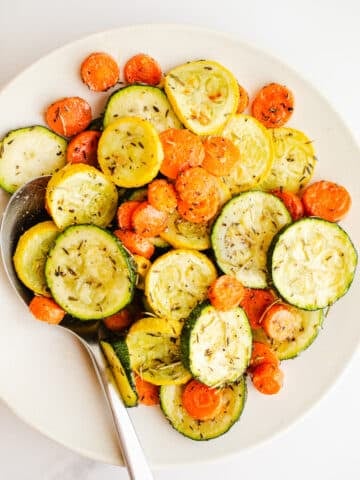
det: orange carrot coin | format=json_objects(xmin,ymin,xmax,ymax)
[
  {"xmin": 181, "ymin": 380, "xmax": 221, "ymax": 420},
  {"xmin": 251, "ymin": 363, "xmax": 284, "ymax": 395},
  {"xmin": 159, "ymin": 128, "xmax": 205, "ymax": 179},
  {"xmin": 252, "ymin": 83, "xmax": 294, "ymax": 128},
  {"xmin": 132, "ymin": 201, "xmax": 168, "ymax": 237},
  {"xmin": 261, "ymin": 303, "xmax": 302, "ymax": 342},
  {"xmin": 271, "ymin": 189, "xmax": 304, "ymax": 221},
  {"xmin": 175, "ymin": 166, "xmax": 218, "ymax": 204},
  {"xmin": 236, "ymin": 83, "xmax": 249, "ymax": 114},
  {"xmin": 202, "ymin": 136, "xmax": 240, "ymax": 176},
  {"xmin": 177, "ymin": 192, "xmax": 219, "ymax": 224},
  {"xmin": 135, "ymin": 375, "xmax": 160, "ymax": 406},
  {"xmin": 147, "ymin": 179, "xmax": 177, "ymax": 213},
  {"xmin": 240, "ymin": 288, "xmax": 276, "ymax": 329},
  {"xmin": 208, "ymin": 275, "xmax": 245, "ymax": 311},
  {"xmin": 248, "ymin": 342, "xmax": 280, "ymax": 372},
  {"xmin": 301, "ymin": 180, "xmax": 351, "ymax": 222},
  {"xmin": 29, "ymin": 296, "xmax": 65, "ymax": 325},
  {"xmin": 124, "ymin": 53, "xmax": 162, "ymax": 86},
  {"xmin": 80, "ymin": 52, "xmax": 120, "ymax": 92},
  {"xmin": 103, "ymin": 308, "xmax": 133, "ymax": 332},
  {"xmin": 45, "ymin": 96, "xmax": 92, "ymax": 137},
  {"xmin": 114, "ymin": 229, "xmax": 155, "ymax": 259},
  {"xmin": 117, "ymin": 201, "xmax": 141, "ymax": 230},
  {"xmin": 66, "ymin": 130, "xmax": 101, "ymax": 166}
]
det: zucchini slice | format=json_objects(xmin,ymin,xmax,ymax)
[
  {"xmin": 100, "ymin": 338, "xmax": 138, "ymax": 407},
  {"xmin": 252, "ymin": 308, "xmax": 324, "ymax": 360},
  {"xmin": 260, "ymin": 127, "xmax": 317, "ymax": 193},
  {"xmin": 212, "ymin": 191, "xmax": 291, "ymax": 288},
  {"xmin": 0, "ymin": 126, "xmax": 67, "ymax": 193},
  {"xmin": 221, "ymin": 114, "xmax": 274, "ymax": 194},
  {"xmin": 103, "ymin": 85, "xmax": 182, "ymax": 132},
  {"xmin": 268, "ymin": 218, "xmax": 358, "ymax": 310},
  {"xmin": 164, "ymin": 60, "xmax": 239, "ymax": 135},
  {"xmin": 126, "ymin": 317, "xmax": 191, "ymax": 385},
  {"xmin": 98, "ymin": 117, "xmax": 164, "ymax": 188},
  {"xmin": 144, "ymin": 249, "xmax": 217, "ymax": 325},
  {"xmin": 160, "ymin": 377, "xmax": 247, "ymax": 441},
  {"xmin": 13, "ymin": 220, "xmax": 60, "ymax": 296},
  {"xmin": 181, "ymin": 302, "xmax": 252, "ymax": 387},
  {"xmin": 45, "ymin": 225, "xmax": 135, "ymax": 319},
  {"xmin": 160, "ymin": 210, "xmax": 211, "ymax": 250},
  {"xmin": 45, "ymin": 163, "xmax": 118, "ymax": 230}
]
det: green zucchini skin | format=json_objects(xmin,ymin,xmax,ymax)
[
  {"xmin": 268, "ymin": 217, "xmax": 358, "ymax": 310},
  {"xmin": 252, "ymin": 308, "xmax": 324, "ymax": 360},
  {"xmin": 181, "ymin": 301, "xmax": 252, "ymax": 387},
  {"xmin": 160, "ymin": 376, "xmax": 247, "ymax": 441},
  {"xmin": 103, "ymin": 85, "xmax": 182, "ymax": 132},
  {"xmin": 0, "ymin": 125, "xmax": 67, "ymax": 193},
  {"xmin": 100, "ymin": 337, "xmax": 138, "ymax": 407},
  {"xmin": 45, "ymin": 225, "xmax": 136, "ymax": 320}
]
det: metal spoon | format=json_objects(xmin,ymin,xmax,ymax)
[{"xmin": 0, "ymin": 175, "xmax": 153, "ymax": 480}]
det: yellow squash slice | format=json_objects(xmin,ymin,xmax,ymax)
[
  {"xmin": 221, "ymin": 114, "xmax": 274, "ymax": 194},
  {"xmin": 98, "ymin": 117, "xmax": 164, "ymax": 188},
  {"xmin": 260, "ymin": 127, "xmax": 317, "ymax": 193},
  {"xmin": 13, "ymin": 220, "xmax": 60, "ymax": 296},
  {"xmin": 126, "ymin": 317, "xmax": 191, "ymax": 386},
  {"xmin": 145, "ymin": 249, "xmax": 217, "ymax": 326},
  {"xmin": 46, "ymin": 163, "xmax": 118, "ymax": 230},
  {"xmin": 164, "ymin": 60, "xmax": 239, "ymax": 135}
]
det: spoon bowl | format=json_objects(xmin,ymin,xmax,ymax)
[{"xmin": 0, "ymin": 175, "xmax": 153, "ymax": 480}]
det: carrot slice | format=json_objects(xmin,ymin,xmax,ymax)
[
  {"xmin": 251, "ymin": 363, "xmax": 284, "ymax": 395},
  {"xmin": 301, "ymin": 180, "xmax": 351, "ymax": 222},
  {"xmin": 177, "ymin": 193, "xmax": 219, "ymax": 224},
  {"xmin": 124, "ymin": 53, "xmax": 162, "ymax": 86},
  {"xmin": 29, "ymin": 296, "xmax": 65, "ymax": 325},
  {"xmin": 181, "ymin": 379, "xmax": 221, "ymax": 420},
  {"xmin": 175, "ymin": 166, "xmax": 218, "ymax": 204},
  {"xmin": 261, "ymin": 303, "xmax": 302, "ymax": 342},
  {"xmin": 208, "ymin": 275, "xmax": 245, "ymax": 311},
  {"xmin": 114, "ymin": 229, "xmax": 155, "ymax": 259},
  {"xmin": 80, "ymin": 52, "xmax": 120, "ymax": 92},
  {"xmin": 103, "ymin": 308, "xmax": 133, "ymax": 332},
  {"xmin": 236, "ymin": 84, "xmax": 249, "ymax": 114},
  {"xmin": 252, "ymin": 83, "xmax": 294, "ymax": 128},
  {"xmin": 66, "ymin": 130, "xmax": 101, "ymax": 166},
  {"xmin": 132, "ymin": 201, "xmax": 168, "ymax": 237},
  {"xmin": 159, "ymin": 128, "xmax": 205, "ymax": 179},
  {"xmin": 45, "ymin": 96, "xmax": 92, "ymax": 137},
  {"xmin": 240, "ymin": 288, "xmax": 276, "ymax": 329},
  {"xmin": 147, "ymin": 179, "xmax": 177, "ymax": 214},
  {"xmin": 202, "ymin": 136, "xmax": 240, "ymax": 176},
  {"xmin": 271, "ymin": 189, "xmax": 304, "ymax": 221},
  {"xmin": 135, "ymin": 375, "xmax": 160, "ymax": 406},
  {"xmin": 117, "ymin": 201, "xmax": 141, "ymax": 230},
  {"xmin": 248, "ymin": 342, "xmax": 280, "ymax": 372}
]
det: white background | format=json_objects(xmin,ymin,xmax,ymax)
[{"xmin": 0, "ymin": 1, "xmax": 359, "ymax": 479}]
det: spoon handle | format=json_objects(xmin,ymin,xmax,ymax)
[{"xmin": 85, "ymin": 341, "xmax": 154, "ymax": 480}]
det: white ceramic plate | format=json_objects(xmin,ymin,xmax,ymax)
[{"xmin": 0, "ymin": 25, "xmax": 359, "ymax": 467}]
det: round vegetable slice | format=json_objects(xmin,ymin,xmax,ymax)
[
  {"xmin": 160, "ymin": 376, "xmax": 246, "ymax": 441},
  {"xmin": 45, "ymin": 163, "xmax": 118, "ymax": 230},
  {"xmin": 13, "ymin": 220, "xmax": 59, "ymax": 296},
  {"xmin": 181, "ymin": 301, "xmax": 252, "ymax": 387},
  {"xmin": 221, "ymin": 114, "xmax": 274, "ymax": 194},
  {"xmin": 98, "ymin": 117, "xmax": 164, "ymax": 188},
  {"xmin": 0, "ymin": 126, "xmax": 67, "ymax": 194},
  {"xmin": 164, "ymin": 60, "xmax": 239, "ymax": 135},
  {"xmin": 45, "ymin": 225, "xmax": 135, "ymax": 319},
  {"xmin": 160, "ymin": 209, "xmax": 211, "ymax": 250},
  {"xmin": 260, "ymin": 127, "xmax": 316, "ymax": 193},
  {"xmin": 145, "ymin": 249, "xmax": 217, "ymax": 325},
  {"xmin": 268, "ymin": 218, "xmax": 358, "ymax": 310},
  {"xmin": 126, "ymin": 317, "xmax": 191, "ymax": 385},
  {"xmin": 103, "ymin": 85, "xmax": 181, "ymax": 132},
  {"xmin": 212, "ymin": 191, "xmax": 291, "ymax": 288}
]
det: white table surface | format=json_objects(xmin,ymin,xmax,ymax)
[{"xmin": 0, "ymin": 1, "xmax": 359, "ymax": 479}]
